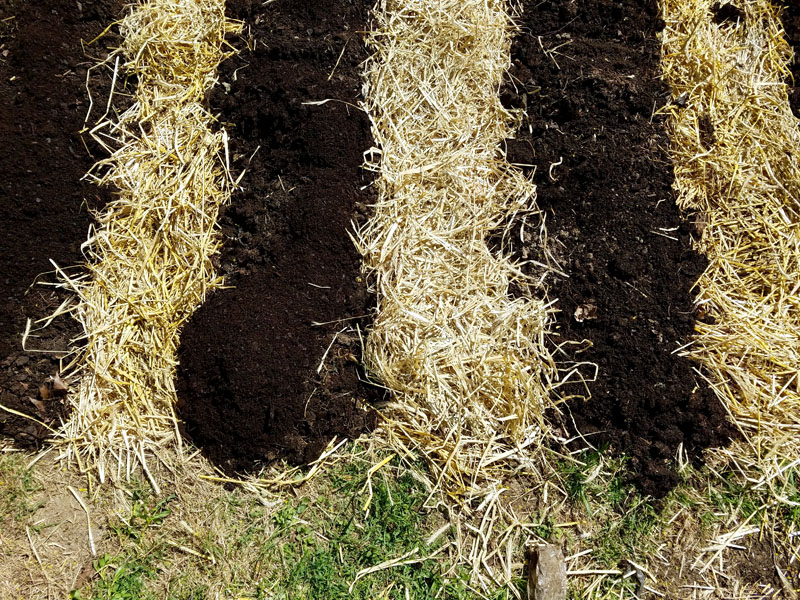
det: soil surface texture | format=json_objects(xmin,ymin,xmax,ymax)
[
  {"xmin": 175, "ymin": 0, "xmax": 379, "ymax": 473},
  {"xmin": 505, "ymin": 0, "xmax": 735, "ymax": 497},
  {"xmin": 0, "ymin": 0, "xmax": 124, "ymax": 447}
]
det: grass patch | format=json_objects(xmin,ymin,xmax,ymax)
[
  {"xmin": 550, "ymin": 449, "xmax": 662, "ymax": 599},
  {"xmin": 0, "ymin": 452, "xmax": 43, "ymax": 527},
  {"xmin": 69, "ymin": 449, "xmax": 511, "ymax": 599},
  {"xmin": 230, "ymin": 455, "xmax": 486, "ymax": 600},
  {"xmin": 269, "ymin": 467, "xmax": 453, "ymax": 599},
  {"xmin": 76, "ymin": 479, "xmax": 173, "ymax": 600},
  {"xmin": 556, "ymin": 448, "xmax": 659, "ymax": 567},
  {"xmin": 65, "ymin": 446, "xmax": 799, "ymax": 599}
]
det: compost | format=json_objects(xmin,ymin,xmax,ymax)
[
  {"xmin": 174, "ymin": 0, "xmax": 379, "ymax": 472},
  {"xmin": 0, "ymin": 0, "xmax": 124, "ymax": 447},
  {"xmin": 505, "ymin": 0, "xmax": 735, "ymax": 497}
]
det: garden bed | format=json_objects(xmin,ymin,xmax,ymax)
[
  {"xmin": 1, "ymin": 1, "xmax": 798, "ymax": 598},
  {"xmin": 1, "ymin": 0, "xmax": 744, "ymax": 493},
  {"xmin": 174, "ymin": 0, "xmax": 380, "ymax": 473},
  {"xmin": 0, "ymin": 0, "xmax": 124, "ymax": 445}
]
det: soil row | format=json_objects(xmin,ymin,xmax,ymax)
[
  {"xmin": 505, "ymin": 0, "xmax": 734, "ymax": 497},
  {"xmin": 0, "ymin": 0, "xmax": 124, "ymax": 445},
  {"xmin": 174, "ymin": 0, "xmax": 380, "ymax": 473}
]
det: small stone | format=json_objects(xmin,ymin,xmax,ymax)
[
  {"xmin": 574, "ymin": 302, "xmax": 598, "ymax": 323},
  {"xmin": 527, "ymin": 544, "xmax": 567, "ymax": 600}
]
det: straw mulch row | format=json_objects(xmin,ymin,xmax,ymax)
[
  {"xmin": 351, "ymin": 0, "xmax": 560, "ymax": 588},
  {"xmin": 0, "ymin": 0, "xmax": 123, "ymax": 446},
  {"xmin": 504, "ymin": 0, "xmax": 735, "ymax": 497},
  {"xmin": 661, "ymin": 0, "xmax": 800, "ymax": 494},
  {"xmin": 41, "ymin": 0, "xmax": 244, "ymax": 485},
  {"xmin": 174, "ymin": 0, "xmax": 380, "ymax": 473}
]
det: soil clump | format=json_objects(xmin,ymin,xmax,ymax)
[
  {"xmin": 0, "ymin": 0, "xmax": 124, "ymax": 447},
  {"xmin": 506, "ymin": 0, "xmax": 735, "ymax": 497},
  {"xmin": 175, "ymin": 0, "xmax": 379, "ymax": 473}
]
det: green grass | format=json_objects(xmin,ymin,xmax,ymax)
[
  {"xmin": 555, "ymin": 448, "xmax": 660, "ymax": 566},
  {"xmin": 75, "ymin": 479, "xmax": 173, "ymax": 600},
  {"xmin": 551, "ymin": 449, "xmax": 661, "ymax": 600},
  {"xmin": 74, "ymin": 451, "xmax": 518, "ymax": 600},
  {"xmin": 69, "ymin": 445, "xmax": 800, "ymax": 600},
  {"xmin": 700, "ymin": 460, "xmax": 800, "ymax": 546},
  {"xmin": 79, "ymin": 553, "xmax": 159, "ymax": 600},
  {"xmin": 0, "ymin": 452, "xmax": 43, "ymax": 527},
  {"xmin": 554, "ymin": 447, "xmax": 800, "ymax": 599},
  {"xmin": 246, "ymin": 458, "xmax": 474, "ymax": 600}
]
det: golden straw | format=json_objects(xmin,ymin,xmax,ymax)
[
  {"xmin": 53, "ymin": 0, "xmax": 240, "ymax": 483},
  {"xmin": 660, "ymin": 0, "xmax": 800, "ymax": 493}
]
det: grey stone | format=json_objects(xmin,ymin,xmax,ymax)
[{"xmin": 527, "ymin": 544, "xmax": 567, "ymax": 600}]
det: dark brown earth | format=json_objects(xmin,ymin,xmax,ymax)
[
  {"xmin": 174, "ymin": 0, "xmax": 380, "ymax": 473},
  {"xmin": 504, "ymin": 0, "xmax": 736, "ymax": 497},
  {"xmin": 778, "ymin": 0, "xmax": 800, "ymax": 116},
  {"xmin": 0, "ymin": 0, "xmax": 125, "ymax": 447}
]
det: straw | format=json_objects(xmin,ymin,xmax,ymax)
[
  {"xmin": 660, "ymin": 0, "xmax": 800, "ymax": 494},
  {"xmin": 357, "ymin": 0, "xmax": 558, "ymax": 588},
  {"xmin": 51, "ymin": 0, "xmax": 240, "ymax": 482}
]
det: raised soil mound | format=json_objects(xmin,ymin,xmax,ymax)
[
  {"xmin": 506, "ymin": 0, "xmax": 736, "ymax": 497},
  {"xmin": 174, "ymin": 0, "xmax": 380, "ymax": 473}
]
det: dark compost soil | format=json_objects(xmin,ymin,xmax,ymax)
[
  {"xmin": 174, "ymin": 0, "xmax": 379, "ymax": 473},
  {"xmin": 504, "ymin": 0, "xmax": 735, "ymax": 497},
  {"xmin": 0, "ymin": 0, "xmax": 124, "ymax": 447}
]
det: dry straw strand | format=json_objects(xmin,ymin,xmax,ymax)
[
  {"xmin": 54, "ymin": 0, "xmax": 240, "ymax": 482},
  {"xmin": 357, "ymin": 0, "xmax": 557, "ymax": 587},
  {"xmin": 660, "ymin": 0, "xmax": 800, "ymax": 493}
]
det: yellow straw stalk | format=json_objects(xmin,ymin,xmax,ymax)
[
  {"xmin": 55, "ymin": 0, "xmax": 239, "ymax": 485},
  {"xmin": 660, "ymin": 0, "xmax": 800, "ymax": 489}
]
